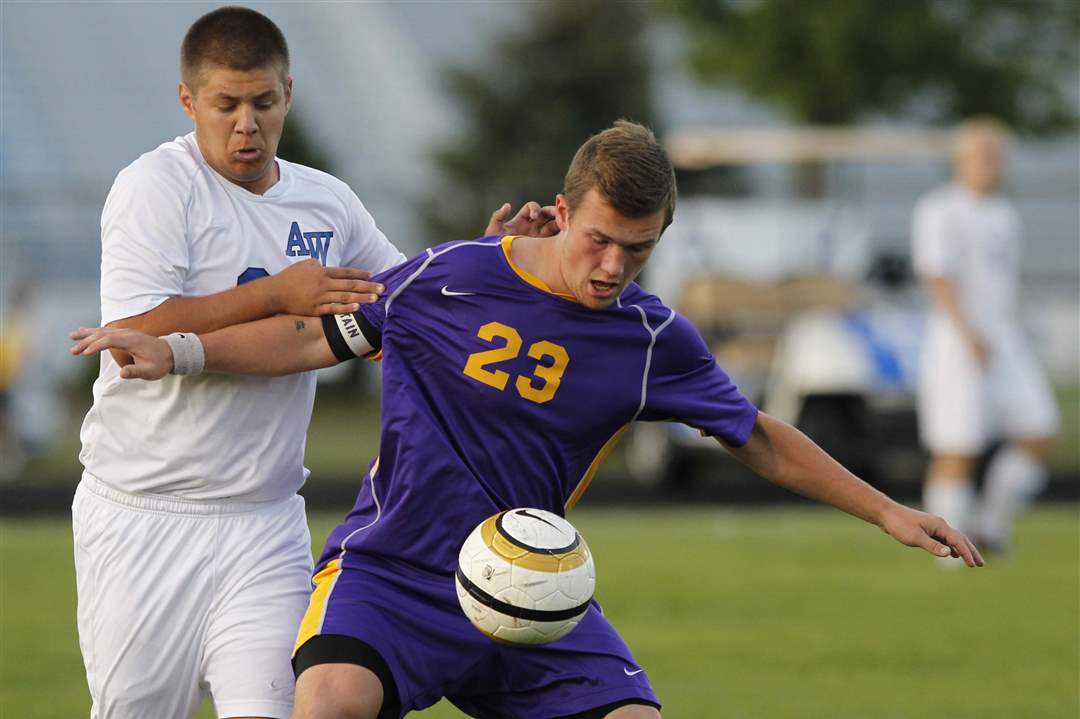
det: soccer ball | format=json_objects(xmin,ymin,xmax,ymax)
[{"xmin": 455, "ymin": 508, "xmax": 596, "ymax": 645}]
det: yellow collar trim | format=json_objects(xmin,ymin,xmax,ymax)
[{"xmin": 500, "ymin": 236, "xmax": 579, "ymax": 303}]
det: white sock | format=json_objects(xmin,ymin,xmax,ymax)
[
  {"xmin": 923, "ymin": 479, "xmax": 976, "ymax": 535},
  {"xmin": 977, "ymin": 446, "xmax": 1047, "ymax": 546}
]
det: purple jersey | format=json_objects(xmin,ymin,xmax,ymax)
[{"xmin": 318, "ymin": 236, "xmax": 757, "ymax": 574}]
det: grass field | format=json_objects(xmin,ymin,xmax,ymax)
[{"xmin": 1, "ymin": 505, "xmax": 1076, "ymax": 718}]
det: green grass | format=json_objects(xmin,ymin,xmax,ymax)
[
  {"xmin": 2, "ymin": 506, "xmax": 1077, "ymax": 718},
  {"xmin": 1051, "ymin": 384, "xmax": 1079, "ymax": 471}
]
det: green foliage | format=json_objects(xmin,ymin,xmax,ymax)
[
  {"xmin": 667, "ymin": 0, "xmax": 1079, "ymax": 132},
  {"xmin": 277, "ymin": 111, "xmax": 334, "ymax": 173},
  {"xmin": 2, "ymin": 507, "xmax": 1077, "ymax": 717},
  {"xmin": 423, "ymin": 0, "xmax": 656, "ymax": 242}
]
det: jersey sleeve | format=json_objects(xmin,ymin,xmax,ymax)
[
  {"xmin": 911, "ymin": 194, "xmax": 954, "ymax": 278},
  {"xmin": 99, "ymin": 161, "xmax": 191, "ymax": 325},
  {"xmin": 638, "ymin": 312, "xmax": 758, "ymax": 447},
  {"xmin": 339, "ymin": 191, "xmax": 407, "ymax": 274},
  {"xmin": 321, "ymin": 249, "xmax": 430, "ymax": 361}
]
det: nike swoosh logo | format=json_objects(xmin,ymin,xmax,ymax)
[
  {"xmin": 515, "ymin": 508, "xmax": 559, "ymax": 530},
  {"xmin": 441, "ymin": 286, "xmax": 476, "ymax": 297},
  {"xmin": 624, "ymin": 667, "xmax": 645, "ymax": 677},
  {"xmin": 269, "ymin": 677, "xmax": 290, "ymax": 690}
]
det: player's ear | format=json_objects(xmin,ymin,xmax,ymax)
[
  {"xmin": 554, "ymin": 194, "xmax": 570, "ymax": 232},
  {"xmin": 178, "ymin": 82, "xmax": 196, "ymax": 121},
  {"xmin": 283, "ymin": 76, "xmax": 293, "ymax": 113}
]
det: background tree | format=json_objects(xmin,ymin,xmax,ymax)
[
  {"xmin": 278, "ymin": 113, "xmax": 334, "ymax": 174},
  {"xmin": 666, "ymin": 0, "xmax": 1079, "ymax": 194},
  {"xmin": 423, "ymin": 1, "xmax": 655, "ymax": 242}
]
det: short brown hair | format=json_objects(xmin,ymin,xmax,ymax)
[
  {"xmin": 181, "ymin": 6, "xmax": 290, "ymax": 90},
  {"xmin": 563, "ymin": 120, "xmax": 677, "ymax": 232}
]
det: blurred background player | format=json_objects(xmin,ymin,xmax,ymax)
[
  {"xmin": 0, "ymin": 276, "xmax": 34, "ymax": 480},
  {"xmin": 73, "ymin": 121, "xmax": 982, "ymax": 719},
  {"xmin": 912, "ymin": 118, "xmax": 1060, "ymax": 555},
  {"xmin": 72, "ymin": 6, "xmax": 551, "ymax": 719}
]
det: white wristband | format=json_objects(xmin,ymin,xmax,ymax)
[{"xmin": 161, "ymin": 332, "xmax": 205, "ymax": 376}]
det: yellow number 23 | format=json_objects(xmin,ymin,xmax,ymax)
[{"xmin": 462, "ymin": 322, "xmax": 569, "ymax": 404}]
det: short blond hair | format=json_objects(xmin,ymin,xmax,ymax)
[{"xmin": 952, "ymin": 117, "xmax": 1010, "ymax": 160}]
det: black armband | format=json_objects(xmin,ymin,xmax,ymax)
[{"xmin": 321, "ymin": 310, "xmax": 382, "ymax": 362}]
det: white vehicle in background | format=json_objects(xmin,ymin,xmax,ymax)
[{"xmin": 626, "ymin": 128, "xmax": 951, "ymax": 487}]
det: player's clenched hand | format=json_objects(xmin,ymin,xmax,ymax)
[
  {"xmin": 966, "ymin": 332, "xmax": 991, "ymax": 367},
  {"xmin": 266, "ymin": 259, "xmax": 384, "ymax": 316},
  {"xmin": 879, "ymin": 504, "xmax": 984, "ymax": 567},
  {"xmin": 485, "ymin": 202, "xmax": 558, "ymax": 238},
  {"xmin": 70, "ymin": 327, "xmax": 174, "ymax": 380}
]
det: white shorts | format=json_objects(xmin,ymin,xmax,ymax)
[
  {"xmin": 917, "ymin": 322, "xmax": 1060, "ymax": 454},
  {"xmin": 72, "ymin": 474, "xmax": 313, "ymax": 719}
]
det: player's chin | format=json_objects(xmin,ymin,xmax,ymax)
[
  {"xmin": 582, "ymin": 280, "xmax": 622, "ymax": 309},
  {"xmin": 581, "ymin": 295, "xmax": 618, "ymax": 311},
  {"xmin": 226, "ymin": 158, "xmax": 271, "ymax": 182}
]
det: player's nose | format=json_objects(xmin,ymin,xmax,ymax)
[
  {"xmin": 234, "ymin": 105, "xmax": 258, "ymax": 135},
  {"xmin": 599, "ymin": 245, "xmax": 625, "ymax": 278}
]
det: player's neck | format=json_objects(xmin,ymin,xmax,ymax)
[
  {"xmin": 956, "ymin": 175, "xmax": 999, "ymax": 197},
  {"xmin": 509, "ymin": 234, "xmax": 572, "ymax": 295}
]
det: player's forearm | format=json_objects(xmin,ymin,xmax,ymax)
[
  {"xmin": 105, "ymin": 281, "xmax": 291, "ymax": 366},
  {"xmin": 923, "ymin": 276, "xmax": 978, "ymax": 339},
  {"xmin": 201, "ymin": 315, "xmax": 340, "ymax": 376},
  {"xmin": 107, "ymin": 281, "xmax": 282, "ymax": 337},
  {"xmin": 727, "ymin": 413, "xmax": 895, "ymax": 527}
]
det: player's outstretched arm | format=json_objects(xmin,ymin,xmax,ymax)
[
  {"xmin": 106, "ymin": 259, "xmax": 382, "ymax": 347},
  {"xmin": 71, "ymin": 314, "xmax": 341, "ymax": 379},
  {"xmin": 724, "ymin": 413, "xmax": 984, "ymax": 567}
]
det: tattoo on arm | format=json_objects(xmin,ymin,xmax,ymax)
[{"xmin": 294, "ymin": 320, "xmax": 306, "ymax": 332}]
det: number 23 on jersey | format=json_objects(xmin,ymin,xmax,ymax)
[{"xmin": 462, "ymin": 322, "xmax": 569, "ymax": 404}]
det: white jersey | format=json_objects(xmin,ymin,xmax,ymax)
[
  {"xmin": 912, "ymin": 182, "xmax": 1058, "ymax": 452},
  {"xmin": 911, "ymin": 183, "xmax": 1022, "ymax": 340},
  {"xmin": 79, "ymin": 133, "xmax": 406, "ymax": 501}
]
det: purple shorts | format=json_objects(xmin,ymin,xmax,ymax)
[{"xmin": 293, "ymin": 552, "xmax": 660, "ymax": 718}]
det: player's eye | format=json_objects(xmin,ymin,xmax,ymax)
[
  {"xmin": 218, "ymin": 104, "xmax": 236, "ymax": 112},
  {"xmin": 256, "ymin": 101, "xmax": 274, "ymax": 109}
]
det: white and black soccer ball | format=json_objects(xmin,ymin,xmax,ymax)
[{"xmin": 455, "ymin": 508, "xmax": 595, "ymax": 646}]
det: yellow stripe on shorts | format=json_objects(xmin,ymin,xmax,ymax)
[{"xmin": 293, "ymin": 557, "xmax": 343, "ymax": 656}]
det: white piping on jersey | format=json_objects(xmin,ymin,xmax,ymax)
[
  {"xmin": 334, "ymin": 241, "xmax": 495, "ymax": 551},
  {"xmin": 564, "ymin": 300, "xmax": 675, "ymax": 511},
  {"xmin": 337, "ymin": 456, "xmax": 383, "ymax": 554},
  {"xmin": 385, "ymin": 240, "xmax": 502, "ymax": 315},
  {"xmin": 616, "ymin": 296, "xmax": 677, "ymax": 420}
]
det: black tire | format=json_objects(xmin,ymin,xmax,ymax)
[{"xmin": 796, "ymin": 395, "xmax": 879, "ymax": 483}]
